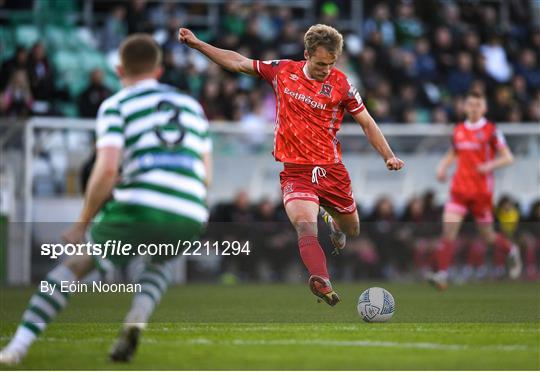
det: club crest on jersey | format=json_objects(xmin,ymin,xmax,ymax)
[
  {"xmin": 475, "ymin": 132, "xmax": 485, "ymax": 140},
  {"xmin": 319, "ymin": 83, "xmax": 333, "ymax": 97},
  {"xmin": 289, "ymin": 73, "xmax": 299, "ymax": 81}
]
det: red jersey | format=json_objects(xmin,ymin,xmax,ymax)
[
  {"xmin": 450, "ymin": 118, "xmax": 507, "ymax": 195},
  {"xmin": 253, "ymin": 59, "xmax": 365, "ymax": 164}
]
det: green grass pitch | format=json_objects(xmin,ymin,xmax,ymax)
[{"xmin": 1, "ymin": 281, "xmax": 539, "ymax": 370}]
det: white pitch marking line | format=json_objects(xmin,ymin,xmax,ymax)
[
  {"xmin": 0, "ymin": 336, "xmax": 533, "ymax": 352},
  {"xmin": 186, "ymin": 338, "xmax": 533, "ymax": 352}
]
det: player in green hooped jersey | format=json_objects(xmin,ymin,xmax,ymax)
[{"xmin": 0, "ymin": 34, "xmax": 212, "ymax": 365}]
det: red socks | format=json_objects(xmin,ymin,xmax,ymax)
[
  {"xmin": 298, "ymin": 235, "xmax": 329, "ymax": 279},
  {"xmin": 493, "ymin": 233, "xmax": 512, "ymax": 267},
  {"xmin": 434, "ymin": 238, "xmax": 455, "ymax": 272}
]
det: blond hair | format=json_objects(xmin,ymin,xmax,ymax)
[
  {"xmin": 304, "ymin": 24, "xmax": 343, "ymax": 56},
  {"xmin": 119, "ymin": 33, "xmax": 162, "ymax": 76}
]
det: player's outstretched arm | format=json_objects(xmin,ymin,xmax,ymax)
[
  {"xmin": 178, "ymin": 28, "xmax": 257, "ymax": 76},
  {"xmin": 436, "ymin": 148, "xmax": 456, "ymax": 182},
  {"xmin": 353, "ymin": 109, "xmax": 404, "ymax": 171}
]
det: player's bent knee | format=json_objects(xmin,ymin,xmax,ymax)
[
  {"xmin": 344, "ymin": 223, "xmax": 360, "ymax": 238},
  {"xmin": 293, "ymin": 219, "xmax": 318, "ymax": 237}
]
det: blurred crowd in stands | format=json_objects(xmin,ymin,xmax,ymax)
[
  {"xmin": 200, "ymin": 190, "xmax": 540, "ymax": 283},
  {"xmin": 1, "ymin": 0, "xmax": 539, "ymax": 124}
]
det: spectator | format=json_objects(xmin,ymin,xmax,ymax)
[
  {"xmin": 518, "ymin": 200, "xmax": 540, "ymax": 279},
  {"xmin": 26, "ymin": 41, "xmax": 54, "ymax": 102},
  {"xmin": 447, "ymin": 51, "xmax": 475, "ymax": 96},
  {"xmin": 489, "ymin": 86, "xmax": 513, "ymax": 122},
  {"xmin": 496, "ymin": 195, "xmax": 521, "ymax": 238},
  {"xmin": 101, "ymin": 6, "xmax": 127, "ymax": 52},
  {"xmin": 366, "ymin": 197, "xmax": 399, "ymax": 278},
  {"xmin": 274, "ymin": 20, "xmax": 303, "ymax": 60},
  {"xmin": 250, "ymin": 1, "xmax": 279, "ymax": 42},
  {"xmin": 414, "ymin": 37, "xmax": 437, "ymax": 82},
  {"xmin": 440, "ymin": 2, "xmax": 467, "ymax": 39},
  {"xmin": 220, "ymin": 0, "xmax": 247, "ymax": 37},
  {"xmin": 126, "ymin": 0, "xmax": 151, "ymax": 34},
  {"xmin": 393, "ymin": 84, "xmax": 418, "ymax": 121},
  {"xmin": 200, "ymin": 80, "xmax": 225, "ymax": 120},
  {"xmin": 357, "ymin": 46, "xmax": 382, "ymax": 91},
  {"xmin": 515, "ymin": 49, "xmax": 540, "ymax": 91},
  {"xmin": 480, "ymin": 34, "xmax": 513, "ymax": 83},
  {"xmin": 77, "ymin": 69, "xmax": 112, "ymax": 118},
  {"xmin": 432, "ymin": 26, "xmax": 455, "ymax": 75},
  {"xmin": 254, "ymin": 197, "xmax": 296, "ymax": 281},
  {"xmin": 431, "ymin": 105, "xmax": 449, "ymax": 124},
  {"xmin": 239, "ymin": 17, "xmax": 267, "ymax": 59},
  {"xmin": 364, "ymin": 3, "xmax": 395, "ymax": 47},
  {"xmin": 461, "ymin": 29, "xmax": 481, "ymax": 59},
  {"xmin": 526, "ymin": 91, "xmax": 540, "ymax": 122},
  {"xmin": 0, "ymin": 46, "xmax": 27, "ymax": 90},
  {"xmin": 239, "ymin": 91, "xmax": 269, "ymax": 153},
  {"xmin": 0, "ymin": 69, "xmax": 33, "ymax": 117},
  {"xmin": 511, "ymin": 75, "xmax": 531, "ymax": 110},
  {"xmin": 394, "ymin": 2, "xmax": 423, "ymax": 48},
  {"xmin": 160, "ymin": 50, "xmax": 185, "ymax": 89}
]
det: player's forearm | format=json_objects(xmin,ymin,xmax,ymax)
[
  {"xmin": 203, "ymin": 151, "xmax": 213, "ymax": 188},
  {"xmin": 486, "ymin": 154, "xmax": 514, "ymax": 170},
  {"xmin": 193, "ymin": 41, "xmax": 248, "ymax": 73},
  {"xmin": 438, "ymin": 150, "xmax": 455, "ymax": 172},
  {"xmin": 362, "ymin": 118, "xmax": 395, "ymax": 161},
  {"xmin": 78, "ymin": 169, "xmax": 117, "ymax": 226}
]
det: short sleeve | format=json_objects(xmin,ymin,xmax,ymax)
[
  {"xmin": 95, "ymin": 99, "xmax": 124, "ymax": 149},
  {"xmin": 253, "ymin": 59, "xmax": 290, "ymax": 83},
  {"xmin": 451, "ymin": 126, "xmax": 458, "ymax": 151},
  {"xmin": 179, "ymin": 96, "xmax": 212, "ymax": 154},
  {"xmin": 342, "ymin": 78, "xmax": 365, "ymax": 114},
  {"xmin": 492, "ymin": 127, "xmax": 507, "ymax": 149},
  {"xmin": 199, "ymin": 114, "xmax": 212, "ymax": 154}
]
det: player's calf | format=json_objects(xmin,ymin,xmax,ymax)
[{"xmin": 319, "ymin": 208, "xmax": 346, "ymax": 255}]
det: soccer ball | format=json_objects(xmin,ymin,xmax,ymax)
[{"xmin": 357, "ymin": 287, "xmax": 395, "ymax": 322}]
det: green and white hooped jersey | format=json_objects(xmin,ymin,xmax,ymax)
[{"xmin": 96, "ymin": 79, "xmax": 211, "ymax": 225}]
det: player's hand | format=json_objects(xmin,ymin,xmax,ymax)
[
  {"xmin": 62, "ymin": 223, "xmax": 87, "ymax": 244},
  {"xmin": 177, "ymin": 28, "xmax": 200, "ymax": 48},
  {"xmin": 385, "ymin": 157, "xmax": 404, "ymax": 171},
  {"xmin": 477, "ymin": 162, "xmax": 492, "ymax": 174},
  {"xmin": 436, "ymin": 167, "xmax": 447, "ymax": 182}
]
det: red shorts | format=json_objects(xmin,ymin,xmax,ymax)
[
  {"xmin": 279, "ymin": 162, "xmax": 357, "ymax": 214},
  {"xmin": 444, "ymin": 191, "xmax": 493, "ymax": 223}
]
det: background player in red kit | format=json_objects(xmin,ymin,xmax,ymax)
[
  {"xmin": 429, "ymin": 91, "xmax": 522, "ymax": 290},
  {"xmin": 178, "ymin": 24, "xmax": 404, "ymax": 305}
]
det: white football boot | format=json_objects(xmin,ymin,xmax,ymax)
[{"xmin": 507, "ymin": 244, "xmax": 523, "ymax": 279}]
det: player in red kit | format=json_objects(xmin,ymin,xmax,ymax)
[
  {"xmin": 429, "ymin": 91, "xmax": 522, "ymax": 290},
  {"xmin": 178, "ymin": 24, "xmax": 404, "ymax": 306}
]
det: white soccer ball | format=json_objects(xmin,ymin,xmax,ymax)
[{"xmin": 357, "ymin": 287, "xmax": 395, "ymax": 322}]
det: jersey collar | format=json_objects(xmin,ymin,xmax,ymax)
[
  {"xmin": 464, "ymin": 117, "xmax": 487, "ymax": 130},
  {"xmin": 302, "ymin": 62, "xmax": 316, "ymax": 81},
  {"xmin": 131, "ymin": 78, "xmax": 159, "ymax": 88}
]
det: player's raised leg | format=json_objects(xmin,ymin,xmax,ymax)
[
  {"xmin": 0, "ymin": 255, "xmax": 95, "ymax": 366},
  {"xmin": 320, "ymin": 206, "xmax": 360, "ymax": 255},
  {"xmin": 285, "ymin": 199, "xmax": 339, "ymax": 306}
]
